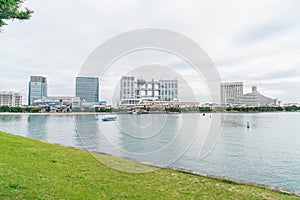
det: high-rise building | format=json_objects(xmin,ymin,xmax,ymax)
[
  {"xmin": 159, "ymin": 79, "xmax": 178, "ymax": 101},
  {"xmin": 76, "ymin": 77, "xmax": 99, "ymax": 103},
  {"xmin": 0, "ymin": 91, "xmax": 22, "ymax": 106},
  {"xmin": 220, "ymin": 82, "xmax": 243, "ymax": 104},
  {"xmin": 120, "ymin": 76, "xmax": 135, "ymax": 99},
  {"xmin": 28, "ymin": 76, "xmax": 47, "ymax": 105},
  {"xmin": 120, "ymin": 76, "xmax": 178, "ymax": 102}
]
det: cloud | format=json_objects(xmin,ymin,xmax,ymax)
[
  {"xmin": 0, "ymin": 0, "xmax": 299, "ymax": 103},
  {"xmin": 237, "ymin": 19, "xmax": 295, "ymax": 44}
]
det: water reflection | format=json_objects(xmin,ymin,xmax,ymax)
[
  {"xmin": 43, "ymin": 114, "xmax": 77, "ymax": 147},
  {"xmin": 27, "ymin": 115, "xmax": 48, "ymax": 140},
  {"xmin": 0, "ymin": 114, "xmax": 23, "ymax": 136},
  {"xmin": 118, "ymin": 114, "xmax": 181, "ymax": 162},
  {"xmin": 74, "ymin": 114, "xmax": 101, "ymax": 151},
  {"xmin": 113, "ymin": 113, "xmax": 204, "ymax": 166},
  {"xmin": 117, "ymin": 114, "xmax": 177, "ymax": 153},
  {"xmin": 0, "ymin": 114, "xmax": 21, "ymax": 122},
  {"xmin": 116, "ymin": 114, "xmax": 169, "ymax": 138}
]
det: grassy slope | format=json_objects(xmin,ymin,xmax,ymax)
[{"xmin": 0, "ymin": 132, "xmax": 299, "ymax": 200}]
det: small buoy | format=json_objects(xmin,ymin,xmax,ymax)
[{"xmin": 247, "ymin": 121, "xmax": 250, "ymax": 129}]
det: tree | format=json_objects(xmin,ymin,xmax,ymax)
[{"xmin": 0, "ymin": 0, "xmax": 33, "ymax": 29}]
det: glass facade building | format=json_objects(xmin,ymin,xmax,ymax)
[
  {"xmin": 76, "ymin": 77, "xmax": 99, "ymax": 103},
  {"xmin": 28, "ymin": 76, "xmax": 47, "ymax": 105}
]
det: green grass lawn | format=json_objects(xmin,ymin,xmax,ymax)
[{"xmin": 0, "ymin": 131, "xmax": 299, "ymax": 200}]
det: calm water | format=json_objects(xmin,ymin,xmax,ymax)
[{"xmin": 0, "ymin": 112, "xmax": 299, "ymax": 191}]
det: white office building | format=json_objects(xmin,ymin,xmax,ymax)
[
  {"xmin": 0, "ymin": 91, "xmax": 22, "ymax": 107},
  {"xmin": 227, "ymin": 86, "xmax": 277, "ymax": 106},
  {"xmin": 159, "ymin": 79, "xmax": 178, "ymax": 101},
  {"xmin": 220, "ymin": 82, "xmax": 243, "ymax": 104},
  {"xmin": 120, "ymin": 76, "xmax": 135, "ymax": 99},
  {"xmin": 119, "ymin": 76, "xmax": 178, "ymax": 106}
]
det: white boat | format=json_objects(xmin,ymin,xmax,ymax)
[{"xmin": 101, "ymin": 115, "xmax": 117, "ymax": 121}]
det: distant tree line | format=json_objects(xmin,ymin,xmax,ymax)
[
  {"xmin": 0, "ymin": 106, "xmax": 41, "ymax": 113},
  {"xmin": 95, "ymin": 107, "xmax": 112, "ymax": 113},
  {"xmin": 226, "ymin": 106, "xmax": 284, "ymax": 112},
  {"xmin": 284, "ymin": 105, "xmax": 300, "ymax": 112},
  {"xmin": 0, "ymin": 105, "xmax": 299, "ymax": 113},
  {"xmin": 199, "ymin": 107, "xmax": 213, "ymax": 112},
  {"xmin": 165, "ymin": 107, "xmax": 181, "ymax": 113}
]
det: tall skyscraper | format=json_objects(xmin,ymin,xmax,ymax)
[
  {"xmin": 220, "ymin": 82, "xmax": 243, "ymax": 104},
  {"xmin": 28, "ymin": 76, "xmax": 47, "ymax": 105},
  {"xmin": 76, "ymin": 77, "xmax": 99, "ymax": 103}
]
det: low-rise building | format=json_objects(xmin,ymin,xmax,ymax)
[
  {"xmin": 33, "ymin": 96, "xmax": 80, "ymax": 112},
  {"xmin": 227, "ymin": 86, "xmax": 277, "ymax": 107},
  {"xmin": 118, "ymin": 98, "xmax": 198, "ymax": 109}
]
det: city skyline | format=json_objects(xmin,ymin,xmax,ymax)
[
  {"xmin": 0, "ymin": 74, "xmax": 286, "ymax": 106},
  {"xmin": 0, "ymin": 0, "xmax": 299, "ymax": 103}
]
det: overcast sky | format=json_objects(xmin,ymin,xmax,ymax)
[{"xmin": 0, "ymin": 0, "xmax": 299, "ymax": 103}]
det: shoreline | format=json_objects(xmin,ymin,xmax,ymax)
[
  {"xmin": 2, "ymin": 132, "xmax": 299, "ymax": 199},
  {"xmin": 93, "ymin": 151, "xmax": 300, "ymax": 197},
  {"xmin": 1, "ymin": 130, "xmax": 299, "ymax": 197},
  {"xmin": 162, "ymin": 165, "xmax": 300, "ymax": 196}
]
